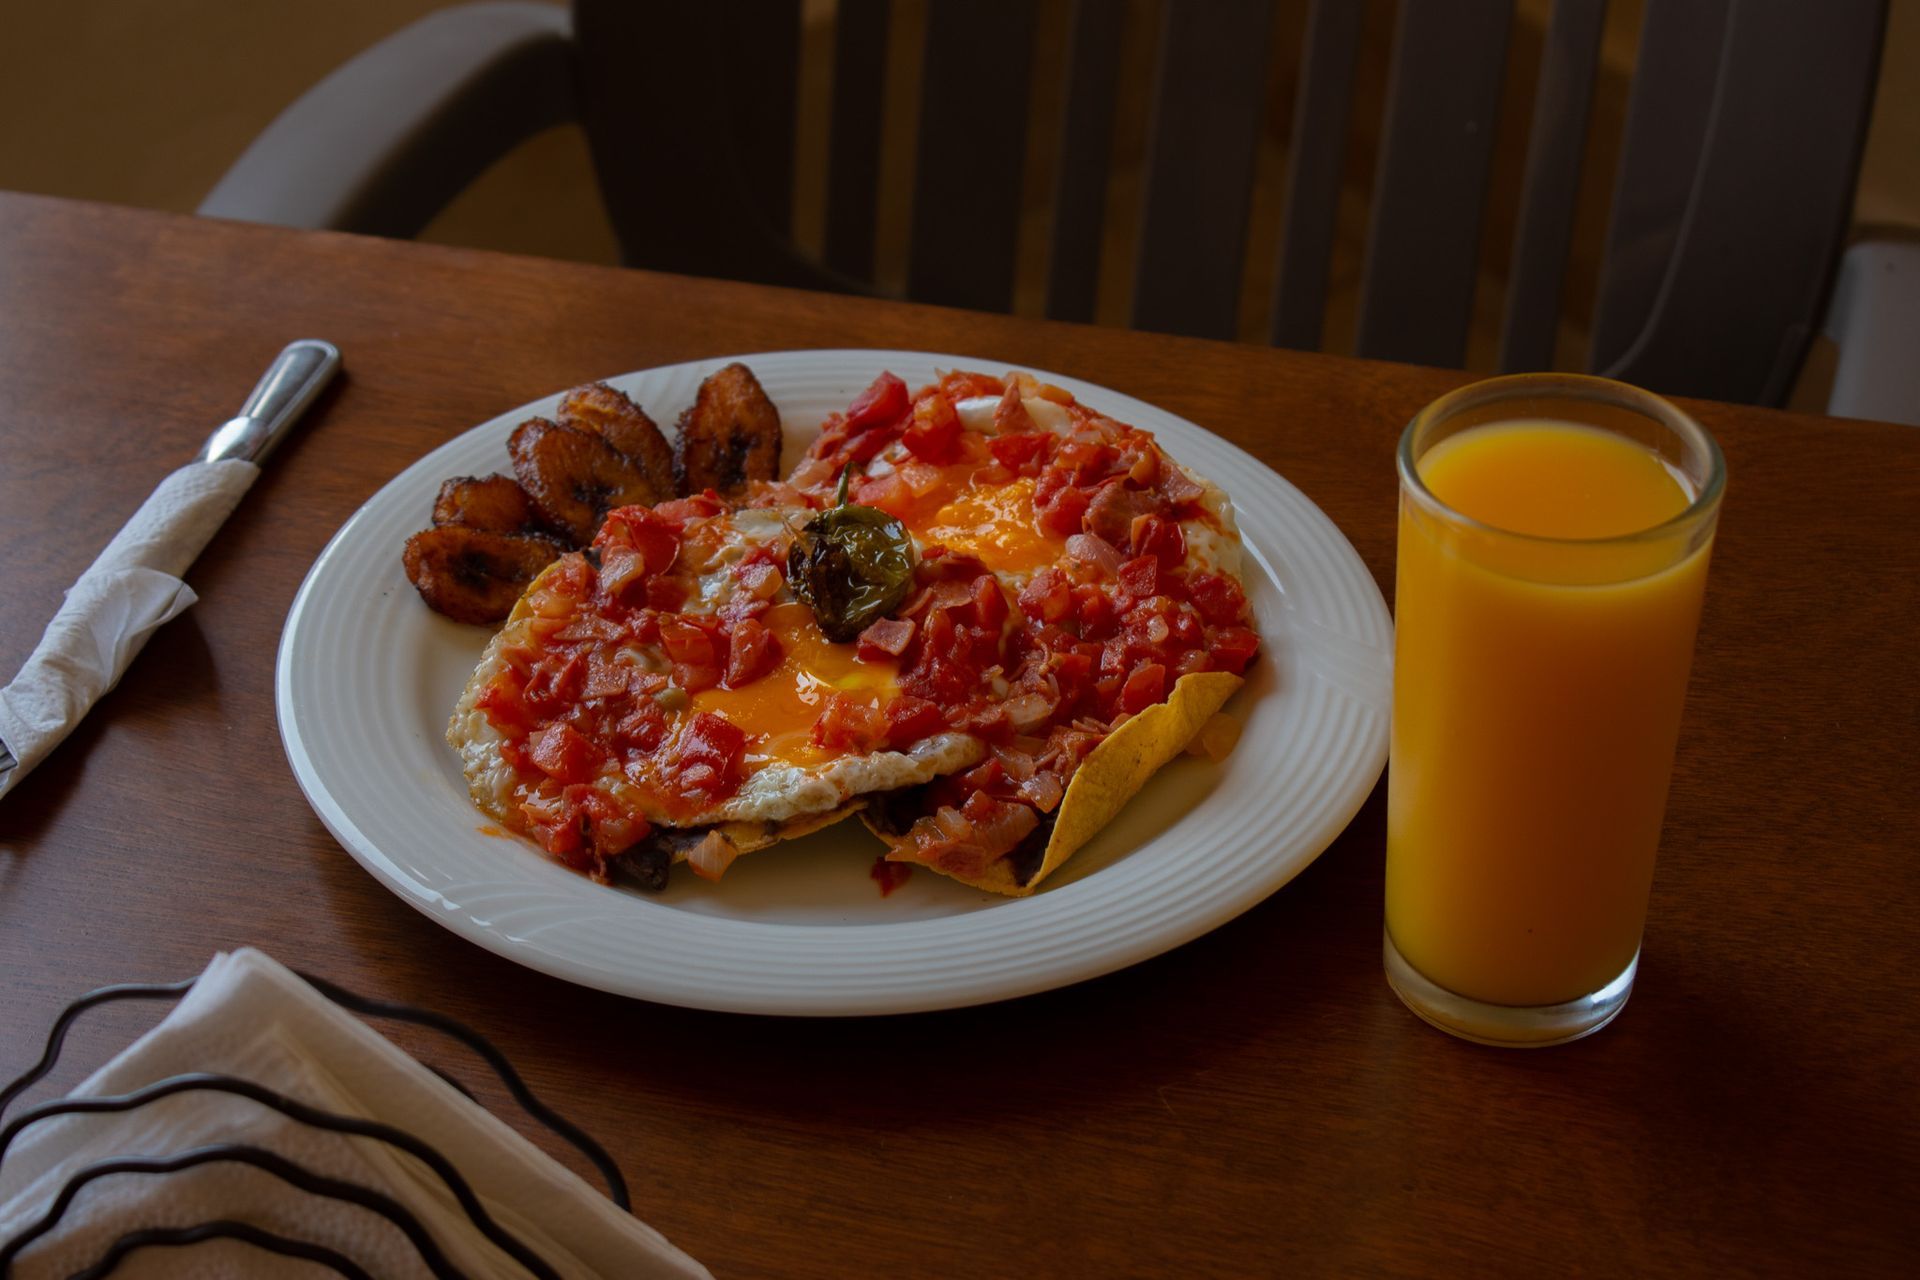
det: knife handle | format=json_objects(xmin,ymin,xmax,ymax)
[{"xmin": 197, "ymin": 339, "xmax": 342, "ymax": 466}]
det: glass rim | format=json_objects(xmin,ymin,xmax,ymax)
[{"xmin": 1397, "ymin": 372, "xmax": 1727, "ymax": 548}]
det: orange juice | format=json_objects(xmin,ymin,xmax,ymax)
[{"xmin": 1387, "ymin": 420, "xmax": 1712, "ymax": 1008}]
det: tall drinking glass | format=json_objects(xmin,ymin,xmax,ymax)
[{"xmin": 1385, "ymin": 374, "xmax": 1725, "ymax": 1046}]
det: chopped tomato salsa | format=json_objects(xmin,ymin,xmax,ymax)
[{"xmin": 473, "ymin": 366, "xmax": 1257, "ymax": 890}]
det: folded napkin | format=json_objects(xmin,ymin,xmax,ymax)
[
  {"xmin": 0, "ymin": 949, "xmax": 710, "ymax": 1279},
  {"xmin": 0, "ymin": 459, "xmax": 258, "ymax": 801}
]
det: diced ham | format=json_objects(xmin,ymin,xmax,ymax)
[
  {"xmin": 993, "ymin": 382, "xmax": 1037, "ymax": 435},
  {"xmin": 1084, "ymin": 481, "xmax": 1160, "ymax": 548},
  {"xmin": 725, "ymin": 616, "xmax": 781, "ymax": 687},
  {"xmin": 857, "ymin": 617, "xmax": 916, "ymax": 661},
  {"xmin": 1158, "ymin": 463, "xmax": 1206, "ymax": 506}
]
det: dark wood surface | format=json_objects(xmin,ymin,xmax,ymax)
[{"xmin": 1, "ymin": 192, "xmax": 1913, "ymax": 1277}]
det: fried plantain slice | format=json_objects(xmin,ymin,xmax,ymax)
[
  {"xmin": 508, "ymin": 417, "xmax": 663, "ymax": 545},
  {"xmin": 402, "ymin": 525, "xmax": 567, "ymax": 624},
  {"xmin": 431, "ymin": 474, "xmax": 551, "ymax": 535},
  {"xmin": 558, "ymin": 382, "xmax": 676, "ymax": 500},
  {"xmin": 674, "ymin": 362, "xmax": 782, "ymax": 497}
]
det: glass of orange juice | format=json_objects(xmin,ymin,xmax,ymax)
[{"xmin": 1385, "ymin": 373, "xmax": 1725, "ymax": 1046}]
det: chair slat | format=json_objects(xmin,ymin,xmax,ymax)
[
  {"xmin": 1587, "ymin": 0, "xmax": 1729, "ymax": 374},
  {"xmin": 907, "ymin": 0, "xmax": 1039, "ymax": 313},
  {"xmin": 1594, "ymin": 0, "xmax": 1886, "ymax": 403},
  {"xmin": 729, "ymin": 1, "xmax": 802, "ymax": 240},
  {"xmin": 1355, "ymin": 0, "xmax": 1514, "ymax": 368},
  {"xmin": 1496, "ymin": 0, "xmax": 1608, "ymax": 372},
  {"xmin": 1130, "ymin": 0, "xmax": 1277, "ymax": 340},
  {"xmin": 1269, "ymin": 0, "xmax": 1365, "ymax": 350},
  {"xmin": 573, "ymin": 0, "xmax": 827, "ymax": 286},
  {"xmin": 1044, "ymin": 0, "xmax": 1127, "ymax": 323},
  {"xmin": 825, "ymin": 0, "xmax": 890, "ymax": 281}
]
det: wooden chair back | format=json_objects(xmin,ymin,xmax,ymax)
[{"xmin": 569, "ymin": 0, "xmax": 1885, "ymax": 405}]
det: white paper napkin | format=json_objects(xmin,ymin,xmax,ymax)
[
  {"xmin": 0, "ymin": 459, "xmax": 259, "ymax": 800},
  {"xmin": 0, "ymin": 949, "xmax": 711, "ymax": 1279}
]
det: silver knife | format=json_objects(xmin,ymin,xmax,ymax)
[{"xmin": 0, "ymin": 340, "xmax": 340, "ymax": 789}]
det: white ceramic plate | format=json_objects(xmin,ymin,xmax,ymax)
[{"xmin": 277, "ymin": 350, "xmax": 1392, "ymax": 1015}]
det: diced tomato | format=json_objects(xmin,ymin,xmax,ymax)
[
  {"xmin": 1207, "ymin": 626, "xmax": 1260, "ymax": 674},
  {"xmin": 990, "ymin": 431, "xmax": 1051, "ymax": 471},
  {"xmin": 957, "ymin": 702, "xmax": 1013, "ymax": 742},
  {"xmin": 902, "ymin": 631, "xmax": 980, "ymax": 705},
  {"xmin": 651, "ymin": 494, "xmax": 725, "ymax": 528},
  {"xmin": 583, "ymin": 651, "xmax": 632, "ymax": 700},
  {"xmin": 884, "ymin": 695, "xmax": 949, "ymax": 748},
  {"xmin": 672, "ymin": 661, "xmax": 721, "ymax": 694},
  {"xmin": 612, "ymin": 700, "xmax": 669, "ymax": 753},
  {"xmin": 1035, "ymin": 483, "xmax": 1091, "ymax": 539},
  {"xmin": 529, "ymin": 722, "xmax": 601, "ymax": 785},
  {"xmin": 530, "ymin": 554, "xmax": 593, "ymax": 607},
  {"xmin": 725, "ymin": 616, "xmax": 781, "ymax": 687},
  {"xmin": 1187, "ymin": 571, "xmax": 1249, "ymax": 626},
  {"xmin": 475, "ymin": 677, "xmax": 531, "ymax": 733},
  {"xmin": 522, "ymin": 652, "xmax": 588, "ymax": 717},
  {"xmin": 1173, "ymin": 647, "xmax": 1211, "ymax": 679},
  {"xmin": 938, "ymin": 370, "xmax": 1005, "ymax": 401},
  {"xmin": 520, "ymin": 793, "xmax": 583, "ymax": 861},
  {"xmin": 1072, "ymin": 584, "xmax": 1116, "ymax": 638},
  {"xmin": 857, "ymin": 616, "xmax": 916, "ymax": 662},
  {"xmin": 969, "ymin": 574, "xmax": 1009, "ymax": 630},
  {"xmin": 852, "ymin": 472, "xmax": 914, "ymax": 519},
  {"xmin": 960, "ymin": 758, "xmax": 1007, "ymax": 794},
  {"xmin": 1049, "ymin": 647, "xmax": 1093, "ymax": 687},
  {"xmin": 1018, "ymin": 568, "xmax": 1073, "ymax": 624},
  {"xmin": 1118, "ymin": 554, "xmax": 1159, "ymax": 598},
  {"xmin": 1170, "ymin": 607, "xmax": 1205, "ymax": 648},
  {"xmin": 1119, "ymin": 663, "xmax": 1167, "ymax": 714},
  {"xmin": 659, "ymin": 615, "xmax": 720, "ymax": 668},
  {"xmin": 845, "ymin": 372, "xmax": 911, "ymax": 434},
  {"xmin": 812, "ymin": 693, "xmax": 890, "ymax": 753},
  {"xmin": 593, "ymin": 506, "xmax": 681, "ymax": 577},
  {"xmin": 1053, "ymin": 440, "xmax": 1116, "ymax": 484},
  {"xmin": 645, "ymin": 577, "xmax": 687, "ymax": 612},
  {"xmin": 902, "ymin": 392, "xmax": 962, "ymax": 462},
  {"xmin": 673, "ymin": 712, "xmax": 747, "ymax": 803},
  {"xmin": 870, "ymin": 857, "xmax": 912, "ymax": 896},
  {"xmin": 1131, "ymin": 513, "xmax": 1186, "ymax": 569}
]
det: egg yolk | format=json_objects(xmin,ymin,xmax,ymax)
[
  {"xmin": 692, "ymin": 602, "xmax": 898, "ymax": 765},
  {"xmin": 917, "ymin": 476, "xmax": 1062, "ymax": 576}
]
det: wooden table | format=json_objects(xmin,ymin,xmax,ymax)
[{"xmin": 1, "ymin": 192, "xmax": 1913, "ymax": 1276}]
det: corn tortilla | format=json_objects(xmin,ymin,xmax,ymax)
[{"xmin": 868, "ymin": 671, "xmax": 1244, "ymax": 896}]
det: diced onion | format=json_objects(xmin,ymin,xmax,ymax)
[
  {"xmin": 1019, "ymin": 771, "xmax": 1066, "ymax": 813},
  {"xmin": 686, "ymin": 830, "xmax": 742, "ymax": 882},
  {"xmin": 1002, "ymin": 692, "xmax": 1055, "ymax": 733},
  {"xmin": 1066, "ymin": 533, "xmax": 1125, "ymax": 575}
]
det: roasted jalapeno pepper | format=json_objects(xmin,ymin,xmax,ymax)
[{"xmin": 788, "ymin": 478, "xmax": 915, "ymax": 643}]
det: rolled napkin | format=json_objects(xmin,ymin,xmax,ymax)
[
  {"xmin": 0, "ymin": 459, "xmax": 257, "ymax": 800},
  {"xmin": 0, "ymin": 949, "xmax": 710, "ymax": 1279},
  {"xmin": 0, "ymin": 338, "xmax": 339, "ymax": 801}
]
